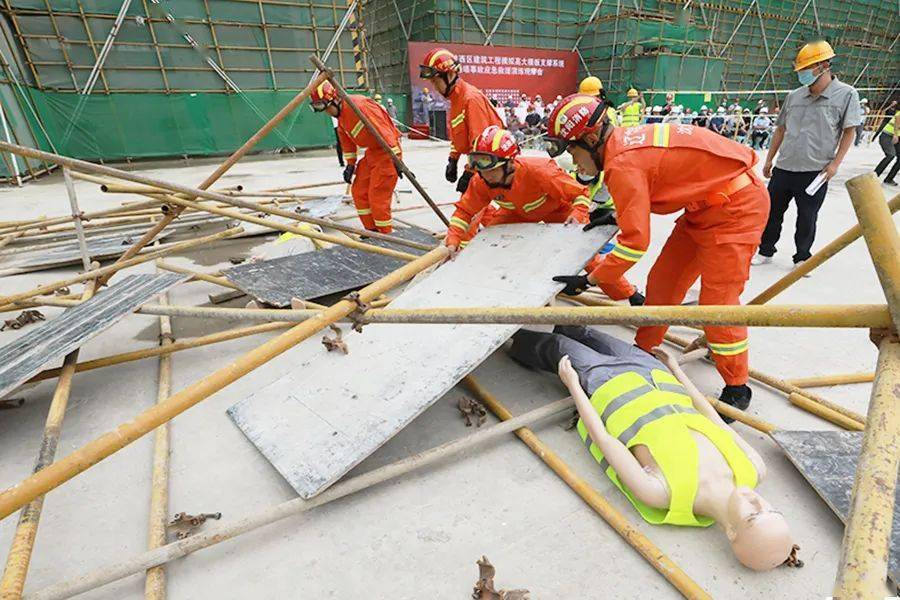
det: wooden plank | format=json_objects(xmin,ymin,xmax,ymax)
[
  {"xmin": 0, "ymin": 273, "xmax": 186, "ymax": 400},
  {"xmin": 228, "ymin": 223, "xmax": 614, "ymax": 498},
  {"xmin": 223, "ymin": 225, "xmax": 437, "ymax": 307},
  {"xmin": 772, "ymin": 430, "xmax": 899, "ymax": 588}
]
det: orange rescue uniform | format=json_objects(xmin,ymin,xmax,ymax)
[
  {"xmin": 447, "ymin": 79, "xmax": 503, "ymax": 161},
  {"xmin": 337, "ymin": 95, "xmax": 402, "ymax": 233},
  {"xmin": 445, "ymin": 156, "xmax": 593, "ymax": 248},
  {"xmin": 590, "ymin": 123, "xmax": 770, "ymax": 385}
]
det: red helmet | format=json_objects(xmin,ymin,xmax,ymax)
[
  {"xmin": 544, "ymin": 93, "xmax": 609, "ymax": 157},
  {"xmin": 468, "ymin": 125, "xmax": 519, "ymax": 170},
  {"xmin": 310, "ymin": 81, "xmax": 338, "ymax": 111},
  {"xmin": 420, "ymin": 48, "xmax": 460, "ymax": 79}
]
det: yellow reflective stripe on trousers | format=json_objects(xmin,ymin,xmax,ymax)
[
  {"xmin": 343, "ymin": 152, "xmax": 357, "ymax": 161},
  {"xmin": 451, "ymin": 111, "xmax": 466, "ymax": 128},
  {"xmin": 708, "ymin": 339, "xmax": 749, "ymax": 356},
  {"xmin": 652, "ymin": 123, "xmax": 671, "ymax": 147},
  {"xmin": 572, "ymin": 195, "xmax": 591, "ymax": 208},
  {"xmin": 357, "ymin": 208, "xmax": 372, "ymax": 215},
  {"xmin": 610, "ymin": 243, "xmax": 645, "ymax": 262},
  {"xmin": 449, "ymin": 216, "xmax": 469, "ymax": 231},
  {"xmin": 351, "ymin": 121, "xmax": 364, "ymax": 137},
  {"xmin": 522, "ymin": 195, "xmax": 547, "ymax": 212},
  {"xmin": 374, "ymin": 218, "xmax": 393, "ymax": 227}
]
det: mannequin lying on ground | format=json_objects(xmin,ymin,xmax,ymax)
[{"xmin": 509, "ymin": 326, "xmax": 798, "ymax": 571}]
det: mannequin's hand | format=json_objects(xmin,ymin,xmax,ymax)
[{"xmin": 558, "ymin": 355, "xmax": 580, "ymax": 389}]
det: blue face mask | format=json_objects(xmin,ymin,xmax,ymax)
[{"xmin": 797, "ymin": 68, "xmax": 819, "ymax": 87}]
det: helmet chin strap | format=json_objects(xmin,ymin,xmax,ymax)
[
  {"xmin": 439, "ymin": 72, "xmax": 458, "ymax": 97},
  {"xmin": 483, "ymin": 160, "xmax": 515, "ymax": 189}
]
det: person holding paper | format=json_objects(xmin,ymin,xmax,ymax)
[{"xmin": 752, "ymin": 40, "xmax": 862, "ymax": 268}]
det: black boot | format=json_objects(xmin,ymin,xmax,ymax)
[
  {"xmin": 628, "ymin": 291, "xmax": 645, "ymax": 306},
  {"xmin": 718, "ymin": 384, "xmax": 751, "ymax": 423}
]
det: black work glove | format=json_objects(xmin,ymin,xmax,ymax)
[
  {"xmin": 445, "ymin": 156, "xmax": 459, "ymax": 183},
  {"xmin": 456, "ymin": 169, "xmax": 474, "ymax": 194},
  {"xmin": 583, "ymin": 207, "xmax": 618, "ymax": 232},
  {"xmin": 553, "ymin": 274, "xmax": 590, "ymax": 296},
  {"xmin": 342, "ymin": 164, "xmax": 355, "ymax": 184},
  {"xmin": 628, "ymin": 290, "xmax": 645, "ymax": 306}
]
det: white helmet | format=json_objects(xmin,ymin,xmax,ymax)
[
  {"xmin": 717, "ymin": 106, "xmax": 726, "ymax": 114},
  {"xmin": 860, "ymin": 98, "xmax": 868, "ymax": 104},
  {"xmin": 759, "ymin": 107, "xmax": 768, "ymax": 113},
  {"xmin": 700, "ymin": 104, "xmax": 708, "ymax": 110},
  {"xmin": 652, "ymin": 105, "xmax": 662, "ymax": 113}
]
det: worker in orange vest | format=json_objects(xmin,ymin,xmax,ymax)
[
  {"xmin": 545, "ymin": 94, "xmax": 770, "ymax": 413},
  {"xmin": 444, "ymin": 127, "xmax": 640, "ymax": 309},
  {"xmin": 419, "ymin": 47, "xmax": 503, "ymax": 194},
  {"xmin": 310, "ymin": 81, "xmax": 402, "ymax": 233}
]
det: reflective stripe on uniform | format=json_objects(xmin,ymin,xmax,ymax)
[
  {"xmin": 493, "ymin": 200, "xmax": 516, "ymax": 210},
  {"xmin": 459, "ymin": 239, "xmax": 470, "ymax": 248},
  {"xmin": 343, "ymin": 152, "xmax": 357, "ymax": 161},
  {"xmin": 390, "ymin": 146, "xmax": 401, "ymax": 155},
  {"xmin": 374, "ymin": 218, "xmax": 393, "ymax": 227},
  {"xmin": 572, "ymin": 195, "xmax": 591, "ymax": 208},
  {"xmin": 522, "ymin": 195, "xmax": 547, "ymax": 212},
  {"xmin": 610, "ymin": 243, "xmax": 645, "ymax": 262},
  {"xmin": 652, "ymin": 123, "xmax": 671, "ymax": 147},
  {"xmin": 351, "ymin": 121, "xmax": 364, "ymax": 137},
  {"xmin": 357, "ymin": 208, "xmax": 372, "ymax": 215},
  {"xmin": 451, "ymin": 111, "xmax": 466, "ymax": 128},
  {"xmin": 708, "ymin": 339, "xmax": 749, "ymax": 356},
  {"xmin": 449, "ymin": 216, "xmax": 469, "ymax": 231}
]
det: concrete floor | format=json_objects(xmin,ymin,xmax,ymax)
[{"xmin": 0, "ymin": 138, "xmax": 896, "ymax": 599}]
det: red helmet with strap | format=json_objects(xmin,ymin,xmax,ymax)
[
  {"xmin": 468, "ymin": 125, "xmax": 519, "ymax": 171},
  {"xmin": 310, "ymin": 81, "xmax": 339, "ymax": 111},
  {"xmin": 544, "ymin": 93, "xmax": 610, "ymax": 157},
  {"xmin": 420, "ymin": 48, "xmax": 460, "ymax": 78}
]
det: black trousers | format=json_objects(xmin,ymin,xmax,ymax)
[
  {"xmin": 875, "ymin": 132, "xmax": 900, "ymax": 182},
  {"xmin": 758, "ymin": 167, "xmax": 828, "ymax": 263}
]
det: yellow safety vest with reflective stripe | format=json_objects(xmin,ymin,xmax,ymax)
[
  {"xmin": 884, "ymin": 118, "xmax": 896, "ymax": 135},
  {"xmin": 621, "ymin": 102, "xmax": 643, "ymax": 127},
  {"xmin": 568, "ymin": 170, "xmax": 613, "ymax": 209},
  {"xmin": 576, "ymin": 369, "xmax": 758, "ymax": 527}
]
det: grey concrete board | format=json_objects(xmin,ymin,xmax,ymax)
[
  {"xmin": 773, "ymin": 430, "xmax": 899, "ymax": 588},
  {"xmin": 228, "ymin": 223, "xmax": 614, "ymax": 498},
  {"xmin": 222, "ymin": 225, "xmax": 437, "ymax": 307},
  {"xmin": 0, "ymin": 273, "xmax": 186, "ymax": 400}
]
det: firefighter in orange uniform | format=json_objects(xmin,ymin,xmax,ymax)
[
  {"xmin": 419, "ymin": 47, "xmax": 503, "ymax": 194},
  {"xmin": 310, "ymin": 81, "xmax": 402, "ymax": 233},
  {"xmin": 545, "ymin": 94, "xmax": 770, "ymax": 413}
]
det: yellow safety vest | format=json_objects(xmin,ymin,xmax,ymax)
[
  {"xmin": 568, "ymin": 170, "xmax": 613, "ymax": 209},
  {"xmin": 606, "ymin": 106, "xmax": 619, "ymax": 126},
  {"xmin": 884, "ymin": 118, "xmax": 896, "ymax": 135},
  {"xmin": 620, "ymin": 102, "xmax": 643, "ymax": 127},
  {"xmin": 576, "ymin": 369, "xmax": 758, "ymax": 527}
]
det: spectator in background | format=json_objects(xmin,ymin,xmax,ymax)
[
  {"xmin": 695, "ymin": 105, "xmax": 710, "ymax": 128},
  {"xmin": 709, "ymin": 106, "xmax": 727, "ymax": 135},
  {"xmin": 503, "ymin": 96, "xmax": 516, "ymax": 109},
  {"xmin": 752, "ymin": 99, "xmax": 766, "ymax": 115},
  {"xmin": 855, "ymin": 98, "xmax": 869, "ymax": 145},
  {"xmin": 728, "ymin": 98, "xmax": 741, "ymax": 112},
  {"xmin": 490, "ymin": 96, "xmax": 506, "ymax": 126},
  {"xmin": 682, "ymin": 107, "xmax": 694, "ymax": 125},
  {"xmin": 506, "ymin": 109, "xmax": 526, "ymax": 145},
  {"xmin": 754, "ymin": 41, "xmax": 863, "ymax": 268},
  {"xmin": 534, "ymin": 94, "xmax": 544, "ymax": 114},
  {"xmin": 515, "ymin": 94, "xmax": 530, "ymax": 123},
  {"xmin": 751, "ymin": 108, "xmax": 771, "ymax": 150},
  {"xmin": 662, "ymin": 104, "xmax": 682, "ymax": 124},
  {"xmin": 646, "ymin": 105, "xmax": 663, "ymax": 124},
  {"xmin": 873, "ymin": 108, "xmax": 899, "ymax": 185},
  {"xmin": 385, "ymin": 97, "xmax": 398, "ymax": 123},
  {"xmin": 661, "ymin": 92, "xmax": 675, "ymax": 115},
  {"xmin": 523, "ymin": 104, "xmax": 542, "ymax": 139}
]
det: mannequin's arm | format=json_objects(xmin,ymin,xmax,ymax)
[
  {"xmin": 558, "ymin": 357, "xmax": 669, "ymax": 507},
  {"xmin": 653, "ymin": 349, "xmax": 767, "ymax": 481}
]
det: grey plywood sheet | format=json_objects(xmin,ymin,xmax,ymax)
[
  {"xmin": 772, "ymin": 430, "xmax": 899, "ymax": 588},
  {"xmin": 0, "ymin": 235, "xmax": 152, "ymax": 274},
  {"xmin": 0, "ymin": 273, "xmax": 186, "ymax": 400},
  {"xmin": 228, "ymin": 223, "xmax": 615, "ymax": 498},
  {"xmin": 223, "ymin": 225, "xmax": 438, "ymax": 308}
]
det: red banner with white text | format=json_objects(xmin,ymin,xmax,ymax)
[{"xmin": 407, "ymin": 41, "xmax": 578, "ymax": 126}]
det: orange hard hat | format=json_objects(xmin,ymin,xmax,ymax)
[
  {"xmin": 468, "ymin": 125, "xmax": 520, "ymax": 170},
  {"xmin": 794, "ymin": 40, "xmax": 835, "ymax": 71},
  {"xmin": 420, "ymin": 48, "xmax": 460, "ymax": 78},
  {"xmin": 310, "ymin": 81, "xmax": 338, "ymax": 111}
]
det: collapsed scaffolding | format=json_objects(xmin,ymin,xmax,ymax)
[{"xmin": 0, "ymin": 58, "xmax": 896, "ymax": 599}]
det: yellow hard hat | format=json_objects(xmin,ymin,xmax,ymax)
[
  {"xmin": 794, "ymin": 40, "xmax": 835, "ymax": 71},
  {"xmin": 627, "ymin": 88, "xmax": 638, "ymax": 98},
  {"xmin": 374, "ymin": 93, "xmax": 382, "ymax": 101},
  {"xmin": 578, "ymin": 76, "xmax": 603, "ymax": 96}
]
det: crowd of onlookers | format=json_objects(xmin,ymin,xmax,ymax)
[{"xmin": 484, "ymin": 92, "xmax": 782, "ymax": 150}]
